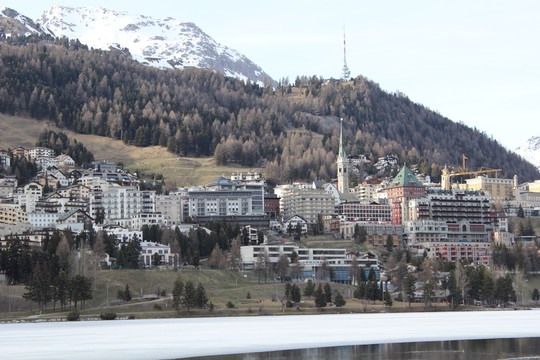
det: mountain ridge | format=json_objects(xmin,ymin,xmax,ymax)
[
  {"xmin": 516, "ymin": 136, "xmax": 540, "ymax": 172},
  {"xmin": 0, "ymin": 6, "xmax": 275, "ymax": 86}
]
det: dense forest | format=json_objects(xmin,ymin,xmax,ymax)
[{"xmin": 0, "ymin": 34, "xmax": 537, "ymax": 182}]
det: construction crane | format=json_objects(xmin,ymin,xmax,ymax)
[{"xmin": 441, "ymin": 166, "xmax": 502, "ymax": 190}]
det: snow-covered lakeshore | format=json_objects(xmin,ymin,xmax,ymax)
[{"xmin": 2, "ymin": 311, "xmax": 540, "ymax": 360}]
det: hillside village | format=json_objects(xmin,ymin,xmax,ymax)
[{"xmin": 1, "ymin": 120, "xmax": 539, "ymax": 314}]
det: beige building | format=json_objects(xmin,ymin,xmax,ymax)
[
  {"xmin": 464, "ymin": 176, "xmax": 514, "ymax": 202},
  {"xmin": 279, "ymin": 187, "xmax": 336, "ymax": 224},
  {"xmin": 156, "ymin": 193, "xmax": 184, "ymax": 226},
  {"xmin": 528, "ymin": 180, "xmax": 540, "ymax": 193}
]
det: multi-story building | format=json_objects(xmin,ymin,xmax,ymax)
[
  {"xmin": 18, "ymin": 182, "xmax": 42, "ymax": 213},
  {"xmin": 188, "ymin": 175, "xmax": 267, "ymax": 227},
  {"xmin": 386, "ymin": 165, "xmax": 427, "ymax": 225},
  {"xmin": 156, "ymin": 193, "xmax": 183, "ymax": 226},
  {"xmin": 264, "ymin": 193, "xmax": 280, "ymax": 219},
  {"xmin": 336, "ymin": 201, "xmax": 392, "ymax": 222},
  {"xmin": 0, "ymin": 202, "xmax": 28, "ymax": 225},
  {"xmin": 409, "ymin": 189, "xmax": 491, "ymax": 225},
  {"xmin": 12, "ymin": 146, "xmax": 28, "ymax": 159},
  {"xmin": 405, "ymin": 189, "xmax": 496, "ymax": 265},
  {"xmin": 79, "ymin": 170, "xmax": 137, "ymax": 187},
  {"xmin": 279, "ymin": 187, "xmax": 336, "ymax": 224},
  {"xmin": 0, "ymin": 150, "xmax": 10, "ymax": 170},
  {"xmin": 340, "ymin": 221, "xmax": 403, "ymax": 247},
  {"xmin": 89, "ymin": 184, "xmax": 155, "ymax": 222},
  {"xmin": 240, "ymin": 245, "xmax": 382, "ymax": 283},
  {"xmin": 350, "ymin": 181, "xmax": 382, "ymax": 202},
  {"xmin": 464, "ymin": 176, "xmax": 514, "ymax": 202},
  {"xmin": 28, "ymin": 147, "xmax": 55, "ymax": 160},
  {"xmin": 529, "ymin": 180, "xmax": 540, "ymax": 193}
]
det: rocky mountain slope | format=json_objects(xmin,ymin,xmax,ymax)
[
  {"xmin": 516, "ymin": 136, "xmax": 540, "ymax": 171},
  {"xmin": 0, "ymin": 6, "xmax": 274, "ymax": 86}
]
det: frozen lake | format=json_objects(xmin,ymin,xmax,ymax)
[{"xmin": 2, "ymin": 311, "xmax": 540, "ymax": 359}]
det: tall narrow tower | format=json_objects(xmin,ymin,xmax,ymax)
[
  {"xmin": 342, "ymin": 31, "xmax": 351, "ymax": 80},
  {"xmin": 337, "ymin": 118, "xmax": 349, "ymax": 193}
]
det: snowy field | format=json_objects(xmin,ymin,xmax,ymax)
[{"xmin": 2, "ymin": 311, "xmax": 540, "ymax": 359}]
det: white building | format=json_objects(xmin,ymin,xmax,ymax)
[
  {"xmin": 89, "ymin": 184, "xmax": 155, "ymax": 222},
  {"xmin": 283, "ymin": 215, "xmax": 308, "ymax": 234},
  {"xmin": 28, "ymin": 147, "xmax": 55, "ymax": 160},
  {"xmin": 18, "ymin": 182, "xmax": 42, "ymax": 213},
  {"xmin": 188, "ymin": 176, "xmax": 264, "ymax": 218},
  {"xmin": 139, "ymin": 241, "xmax": 177, "ymax": 267}
]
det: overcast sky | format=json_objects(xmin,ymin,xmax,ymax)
[{"xmin": 3, "ymin": 0, "xmax": 539, "ymax": 151}]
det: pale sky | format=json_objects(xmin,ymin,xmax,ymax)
[{"xmin": 3, "ymin": 0, "xmax": 539, "ymax": 150}]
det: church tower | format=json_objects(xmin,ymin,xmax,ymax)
[{"xmin": 337, "ymin": 118, "xmax": 349, "ymax": 193}]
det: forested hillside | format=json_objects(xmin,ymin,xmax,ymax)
[{"xmin": 0, "ymin": 34, "xmax": 538, "ymax": 182}]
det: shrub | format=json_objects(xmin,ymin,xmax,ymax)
[
  {"xmin": 153, "ymin": 304, "xmax": 162, "ymax": 310},
  {"xmin": 66, "ymin": 310, "xmax": 80, "ymax": 321},
  {"xmin": 208, "ymin": 302, "xmax": 215, "ymax": 312},
  {"xmin": 226, "ymin": 301, "xmax": 235, "ymax": 309},
  {"xmin": 100, "ymin": 312, "xmax": 117, "ymax": 320},
  {"xmin": 127, "ymin": 315, "xmax": 136, "ymax": 320},
  {"xmin": 246, "ymin": 291, "xmax": 251, "ymax": 299}
]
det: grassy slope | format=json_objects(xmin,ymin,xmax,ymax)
[
  {"xmin": 1, "ymin": 268, "xmax": 442, "ymax": 320},
  {"xmin": 0, "ymin": 114, "xmax": 263, "ymax": 186}
]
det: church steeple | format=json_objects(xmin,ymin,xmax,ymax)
[
  {"xmin": 338, "ymin": 118, "xmax": 346, "ymax": 159},
  {"xmin": 337, "ymin": 118, "xmax": 349, "ymax": 193}
]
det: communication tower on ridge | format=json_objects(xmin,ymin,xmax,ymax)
[{"xmin": 342, "ymin": 31, "xmax": 351, "ymax": 80}]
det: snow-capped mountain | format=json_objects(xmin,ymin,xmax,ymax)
[
  {"xmin": 1, "ymin": 6, "xmax": 274, "ymax": 86},
  {"xmin": 0, "ymin": 8, "xmax": 41, "ymax": 36},
  {"xmin": 37, "ymin": 6, "xmax": 273, "ymax": 85},
  {"xmin": 515, "ymin": 136, "xmax": 540, "ymax": 171}
]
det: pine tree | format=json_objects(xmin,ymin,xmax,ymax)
[
  {"xmin": 172, "ymin": 279, "xmax": 184, "ymax": 314},
  {"xmin": 404, "ymin": 273, "xmax": 416, "ymax": 308},
  {"xmin": 334, "ymin": 292, "xmax": 346, "ymax": 307},
  {"xmin": 384, "ymin": 288, "xmax": 393, "ymax": 307},
  {"xmin": 303, "ymin": 279, "xmax": 315, "ymax": 299},
  {"xmin": 196, "ymin": 283, "xmax": 208, "ymax": 308},
  {"xmin": 324, "ymin": 282, "xmax": 332, "ymax": 303},
  {"xmin": 182, "ymin": 281, "xmax": 197, "ymax": 313},
  {"xmin": 314, "ymin": 284, "xmax": 327, "ymax": 310}
]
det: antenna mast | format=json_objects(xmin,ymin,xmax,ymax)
[{"xmin": 342, "ymin": 30, "xmax": 351, "ymax": 80}]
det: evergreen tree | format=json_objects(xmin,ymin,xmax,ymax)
[
  {"xmin": 182, "ymin": 280, "xmax": 197, "ymax": 312},
  {"xmin": 196, "ymin": 283, "xmax": 208, "ymax": 308},
  {"xmin": 404, "ymin": 273, "xmax": 416, "ymax": 308},
  {"xmin": 334, "ymin": 292, "xmax": 346, "ymax": 307},
  {"xmin": 384, "ymin": 288, "xmax": 393, "ymax": 307},
  {"xmin": 152, "ymin": 252, "xmax": 161, "ymax": 266},
  {"xmin": 517, "ymin": 204, "xmax": 525, "ymax": 218},
  {"xmin": 314, "ymin": 284, "xmax": 327, "ymax": 310},
  {"xmin": 23, "ymin": 262, "xmax": 52, "ymax": 312},
  {"xmin": 423, "ymin": 280, "xmax": 435, "ymax": 310},
  {"xmin": 68, "ymin": 275, "xmax": 93, "ymax": 310},
  {"xmin": 172, "ymin": 279, "xmax": 184, "ymax": 314},
  {"xmin": 291, "ymin": 284, "xmax": 302, "ymax": 303},
  {"xmin": 303, "ymin": 279, "xmax": 315, "ymax": 299},
  {"xmin": 324, "ymin": 282, "xmax": 333, "ymax": 303}
]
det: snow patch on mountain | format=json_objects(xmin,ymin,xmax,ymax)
[
  {"xmin": 515, "ymin": 136, "xmax": 540, "ymax": 171},
  {"xmin": 0, "ymin": 8, "xmax": 42, "ymax": 36},
  {"xmin": 37, "ymin": 6, "xmax": 273, "ymax": 86}
]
